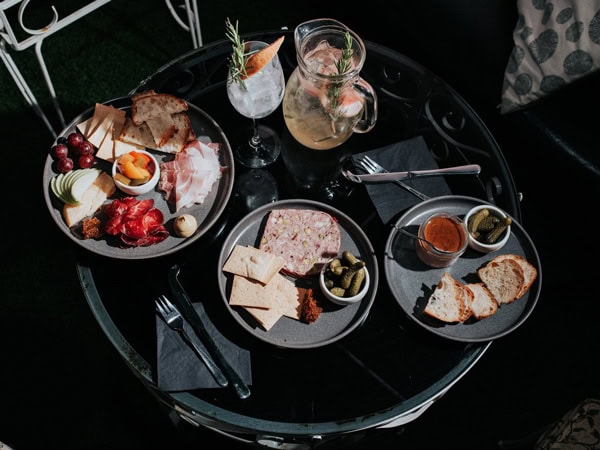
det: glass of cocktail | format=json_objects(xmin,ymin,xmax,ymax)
[{"xmin": 226, "ymin": 21, "xmax": 285, "ymax": 168}]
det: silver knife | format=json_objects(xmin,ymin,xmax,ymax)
[
  {"xmin": 168, "ymin": 264, "xmax": 251, "ymax": 400},
  {"xmin": 341, "ymin": 164, "xmax": 481, "ymax": 184}
]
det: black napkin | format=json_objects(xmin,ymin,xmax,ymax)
[
  {"xmin": 156, "ymin": 303, "xmax": 252, "ymax": 392},
  {"xmin": 353, "ymin": 136, "xmax": 451, "ymax": 224}
]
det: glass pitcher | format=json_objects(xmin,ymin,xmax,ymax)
[{"xmin": 282, "ymin": 18, "xmax": 378, "ymax": 150}]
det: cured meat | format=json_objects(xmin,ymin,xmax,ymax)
[
  {"xmin": 158, "ymin": 139, "xmax": 223, "ymax": 211},
  {"xmin": 103, "ymin": 197, "xmax": 168, "ymax": 248},
  {"xmin": 259, "ymin": 209, "xmax": 341, "ymax": 278}
]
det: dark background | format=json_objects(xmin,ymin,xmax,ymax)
[{"xmin": 1, "ymin": 1, "xmax": 597, "ymax": 449}]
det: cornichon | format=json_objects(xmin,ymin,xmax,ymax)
[
  {"xmin": 485, "ymin": 217, "xmax": 512, "ymax": 244},
  {"xmin": 347, "ymin": 267, "xmax": 366, "ymax": 296},
  {"xmin": 468, "ymin": 208, "xmax": 489, "ymax": 233},
  {"xmin": 342, "ymin": 250, "xmax": 359, "ymax": 266},
  {"xmin": 477, "ymin": 215, "xmax": 500, "ymax": 231},
  {"xmin": 330, "ymin": 287, "xmax": 345, "ymax": 297}
]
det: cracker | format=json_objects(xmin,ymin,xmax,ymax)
[
  {"xmin": 229, "ymin": 273, "xmax": 302, "ymax": 331},
  {"xmin": 223, "ymin": 245, "xmax": 286, "ymax": 285}
]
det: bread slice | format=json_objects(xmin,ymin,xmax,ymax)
[
  {"xmin": 145, "ymin": 115, "xmax": 177, "ymax": 147},
  {"xmin": 424, "ymin": 273, "xmax": 473, "ymax": 323},
  {"xmin": 62, "ymin": 172, "xmax": 116, "ymax": 227},
  {"xmin": 131, "ymin": 93, "xmax": 188, "ymax": 125},
  {"xmin": 477, "ymin": 257, "xmax": 524, "ymax": 305},
  {"xmin": 223, "ymin": 245, "xmax": 286, "ymax": 285},
  {"xmin": 118, "ymin": 118, "xmax": 157, "ymax": 149},
  {"xmin": 465, "ymin": 282, "xmax": 498, "ymax": 319},
  {"xmin": 154, "ymin": 112, "xmax": 191, "ymax": 154},
  {"xmin": 491, "ymin": 254, "xmax": 537, "ymax": 298}
]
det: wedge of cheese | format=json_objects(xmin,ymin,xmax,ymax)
[{"xmin": 62, "ymin": 172, "xmax": 116, "ymax": 227}]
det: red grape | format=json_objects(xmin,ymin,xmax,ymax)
[
  {"xmin": 67, "ymin": 132, "xmax": 84, "ymax": 151},
  {"xmin": 79, "ymin": 154, "xmax": 95, "ymax": 169},
  {"xmin": 77, "ymin": 141, "xmax": 94, "ymax": 156},
  {"xmin": 51, "ymin": 143, "xmax": 69, "ymax": 160},
  {"xmin": 57, "ymin": 157, "xmax": 74, "ymax": 173}
]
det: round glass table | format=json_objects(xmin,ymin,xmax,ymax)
[{"xmin": 76, "ymin": 29, "xmax": 522, "ymax": 448}]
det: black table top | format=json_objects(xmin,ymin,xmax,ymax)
[{"xmin": 75, "ymin": 29, "xmax": 521, "ymax": 440}]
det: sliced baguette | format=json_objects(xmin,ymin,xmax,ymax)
[
  {"xmin": 477, "ymin": 257, "xmax": 524, "ymax": 305},
  {"xmin": 465, "ymin": 282, "xmax": 498, "ymax": 319},
  {"xmin": 490, "ymin": 254, "xmax": 537, "ymax": 298},
  {"xmin": 424, "ymin": 272, "xmax": 472, "ymax": 323}
]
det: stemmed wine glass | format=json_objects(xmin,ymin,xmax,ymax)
[{"xmin": 226, "ymin": 40, "xmax": 285, "ymax": 168}]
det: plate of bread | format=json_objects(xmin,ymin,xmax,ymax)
[
  {"xmin": 43, "ymin": 92, "xmax": 234, "ymax": 259},
  {"xmin": 217, "ymin": 199, "xmax": 379, "ymax": 349},
  {"xmin": 384, "ymin": 195, "xmax": 541, "ymax": 342}
]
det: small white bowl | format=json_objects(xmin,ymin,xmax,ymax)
[
  {"xmin": 464, "ymin": 204, "xmax": 512, "ymax": 253},
  {"xmin": 319, "ymin": 259, "xmax": 370, "ymax": 305},
  {"xmin": 112, "ymin": 150, "xmax": 159, "ymax": 196}
]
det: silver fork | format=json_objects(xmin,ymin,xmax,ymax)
[
  {"xmin": 355, "ymin": 155, "xmax": 430, "ymax": 201},
  {"xmin": 156, "ymin": 295, "xmax": 229, "ymax": 387}
]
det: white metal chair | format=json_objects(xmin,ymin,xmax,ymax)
[{"xmin": 0, "ymin": 0, "xmax": 202, "ymax": 138}]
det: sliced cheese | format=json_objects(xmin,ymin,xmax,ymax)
[
  {"xmin": 76, "ymin": 117, "xmax": 94, "ymax": 137},
  {"xmin": 88, "ymin": 107, "xmax": 121, "ymax": 148},
  {"xmin": 96, "ymin": 112, "xmax": 127, "ymax": 161},
  {"xmin": 85, "ymin": 103, "xmax": 116, "ymax": 139}
]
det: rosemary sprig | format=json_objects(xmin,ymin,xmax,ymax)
[
  {"xmin": 225, "ymin": 17, "xmax": 247, "ymax": 88},
  {"xmin": 328, "ymin": 31, "xmax": 354, "ymax": 113}
]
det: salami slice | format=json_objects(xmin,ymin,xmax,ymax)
[{"xmin": 259, "ymin": 209, "xmax": 341, "ymax": 278}]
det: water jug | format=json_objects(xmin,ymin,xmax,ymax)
[{"xmin": 282, "ymin": 18, "xmax": 377, "ymax": 150}]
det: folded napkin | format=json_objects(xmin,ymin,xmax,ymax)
[
  {"xmin": 156, "ymin": 302, "xmax": 252, "ymax": 392},
  {"xmin": 354, "ymin": 136, "xmax": 451, "ymax": 224}
]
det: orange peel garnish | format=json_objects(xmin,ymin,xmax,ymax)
[{"xmin": 242, "ymin": 36, "xmax": 285, "ymax": 79}]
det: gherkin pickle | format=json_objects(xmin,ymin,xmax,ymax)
[
  {"xmin": 477, "ymin": 215, "xmax": 500, "ymax": 231},
  {"xmin": 468, "ymin": 208, "xmax": 489, "ymax": 234},
  {"xmin": 330, "ymin": 287, "xmax": 346, "ymax": 297},
  {"xmin": 323, "ymin": 251, "xmax": 367, "ymax": 298},
  {"xmin": 347, "ymin": 267, "xmax": 366, "ymax": 296},
  {"xmin": 485, "ymin": 217, "xmax": 512, "ymax": 244},
  {"xmin": 342, "ymin": 250, "xmax": 360, "ymax": 266}
]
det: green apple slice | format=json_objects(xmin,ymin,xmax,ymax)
[{"xmin": 70, "ymin": 168, "xmax": 101, "ymax": 203}]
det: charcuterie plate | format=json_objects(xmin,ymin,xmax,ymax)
[
  {"xmin": 42, "ymin": 96, "xmax": 234, "ymax": 260},
  {"xmin": 217, "ymin": 199, "xmax": 379, "ymax": 350},
  {"xmin": 384, "ymin": 195, "xmax": 542, "ymax": 342}
]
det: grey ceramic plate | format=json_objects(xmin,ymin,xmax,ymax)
[
  {"xmin": 42, "ymin": 96, "xmax": 234, "ymax": 260},
  {"xmin": 384, "ymin": 195, "xmax": 542, "ymax": 342},
  {"xmin": 217, "ymin": 199, "xmax": 379, "ymax": 350}
]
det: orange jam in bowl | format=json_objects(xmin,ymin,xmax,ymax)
[{"xmin": 415, "ymin": 213, "xmax": 468, "ymax": 268}]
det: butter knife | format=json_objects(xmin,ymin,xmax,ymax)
[
  {"xmin": 341, "ymin": 164, "xmax": 481, "ymax": 184},
  {"xmin": 168, "ymin": 264, "xmax": 251, "ymax": 400}
]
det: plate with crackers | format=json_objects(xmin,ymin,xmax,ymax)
[
  {"xmin": 217, "ymin": 199, "xmax": 379, "ymax": 350},
  {"xmin": 42, "ymin": 94, "xmax": 234, "ymax": 259},
  {"xmin": 384, "ymin": 195, "xmax": 542, "ymax": 342}
]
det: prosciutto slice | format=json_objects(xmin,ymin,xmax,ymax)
[{"xmin": 158, "ymin": 139, "xmax": 223, "ymax": 212}]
